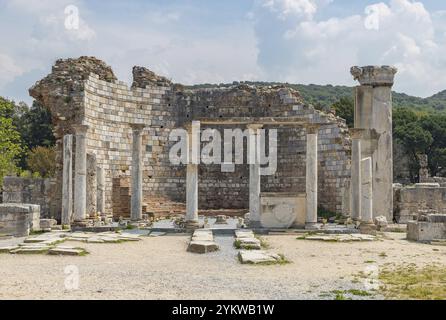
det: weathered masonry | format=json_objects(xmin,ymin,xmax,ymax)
[{"xmin": 29, "ymin": 57, "xmax": 392, "ymax": 222}]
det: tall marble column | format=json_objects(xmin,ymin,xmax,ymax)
[
  {"xmin": 87, "ymin": 153, "xmax": 97, "ymax": 218},
  {"xmin": 305, "ymin": 124, "xmax": 319, "ymax": 229},
  {"xmin": 61, "ymin": 134, "xmax": 73, "ymax": 226},
  {"xmin": 130, "ymin": 124, "xmax": 146, "ymax": 221},
  {"xmin": 350, "ymin": 129, "xmax": 364, "ymax": 221},
  {"xmin": 247, "ymin": 124, "xmax": 263, "ymax": 228},
  {"xmin": 351, "ymin": 65, "xmax": 397, "ymax": 221},
  {"xmin": 185, "ymin": 121, "xmax": 200, "ymax": 229},
  {"xmin": 73, "ymin": 124, "xmax": 89, "ymax": 222},
  {"xmin": 97, "ymin": 166, "xmax": 106, "ymax": 215},
  {"xmin": 360, "ymin": 157, "xmax": 373, "ymax": 224}
]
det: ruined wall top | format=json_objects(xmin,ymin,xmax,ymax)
[
  {"xmin": 350, "ymin": 65, "xmax": 397, "ymax": 87},
  {"xmin": 132, "ymin": 66, "xmax": 172, "ymax": 88}
]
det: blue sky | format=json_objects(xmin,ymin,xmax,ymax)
[{"xmin": 1, "ymin": 0, "xmax": 446, "ymax": 105}]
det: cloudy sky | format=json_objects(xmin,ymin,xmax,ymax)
[{"xmin": 0, "ymin": 0, "xmax": 445, "ymax": 105}]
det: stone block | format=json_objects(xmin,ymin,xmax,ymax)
[
  {"xmin": 187, "ymin": 241, "xmax": 219, "ymax": 254},
  {"xmin": 407, "ymin": 220, "xmax": 446, "ymax": 242},
  {"xmin": 40, "ymin": 219, "xmax": 57, "ymax": 229},
  {"xmin": 260, "ymin": 193, "xmax": 306, "ymax": 229},
  {"xmin": 238, "ymin": 250, "xmax": 281, "ymax": 264}
]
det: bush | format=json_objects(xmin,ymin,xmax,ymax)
[{"xmin": 26, "ymin": 146, "xmax": 56, "ymax": 178}]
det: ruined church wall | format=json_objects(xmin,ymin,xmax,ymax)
[
  {"xmin": 83, "ymin": 74, "xmax": 183, "ymax": 216},
  {"xmin": 30, "ymin": 57, "xmax": 352, "ymax": 218},
  {"xmin": 176, "ymin": 87, "xmax": 351, "ymax": 213}
]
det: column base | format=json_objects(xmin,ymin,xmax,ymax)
[
  {"xmin": 185, "ymin": 220, "xmax": 201, "ymax": 230},
  {"xmin": 305, "ymin": 223, "xmax": 322, "ymax": 230},
  {"xmin": 359, "ymin": 222, "xmax": 377, "ymax": 235}
]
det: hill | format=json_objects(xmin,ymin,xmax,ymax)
[{"xmin": 187, "ymin": 82, "xmax": 446, "ymax": 113}]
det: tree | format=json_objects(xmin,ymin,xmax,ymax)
[
  {"xmin": 0, "ymin": 98, "xmax": 23, "ymax": 184},
  {"xmin": 332, "ymin": 97, "xmax": 354, "ymax": 127},
  {"xmin": 26, "ymin": 146, "xmax": 57, "ymax": 178},
  {"xmin": 15, "ymin": 100, "xmax": 55, "ymax": 150}
]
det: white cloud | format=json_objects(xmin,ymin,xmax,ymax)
[
  {"xmin": 0, "ymin": 53, "xmax": 23, "ymax": 87},
  {"xmin": 255, "ymin": 0, "xmax": 446, "ymax": 97}
]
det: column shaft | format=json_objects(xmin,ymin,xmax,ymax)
[
  {"xmin": 351, "ymin": 138, "xmax": 362, "ymax": 220},
  {"xmin": 73, "ymin": 125, "xmax": 88, "ymax": 222},
  {"xmin": 97, "ymin": 166, "xmax": 106, "ymax": 214},
  {"xmin": 305, "ymin": 126, "xmax": 318, "ymax": 228},
  {"xmin": 361, "ymin": 157, "xmax": 373, "ymax": 223},
  {"xmin": 130, "ymin": 124, "xmax": 145, "ymax": 221},
  {"xmin": 185, "ymin": 121, "xmax": 201, "ymax": 228},
  {"xmin": 61, "ymin": 135, "xmax": 73, "ymax": 225}
]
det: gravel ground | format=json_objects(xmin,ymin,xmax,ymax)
[{"xmin": 1, "ymin": 232, "xmax": 445, "ymax": 300}]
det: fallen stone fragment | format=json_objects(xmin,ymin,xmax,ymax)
[
  {"xmin": 48, "ymin": 247, "xmax": 87, "ymax": 256},
  {"xmin": 236, "ymin": 238, "xmax": 262, "ymax": 250},
  {"xmin": 238, "ymin": 250, "xmax": 282, "ymax": 264},
  {"xmin": 187, "ymin": 240, "xmax": 219, "ymax": 254},
  {"xmin": 235, "ymin": 230, "xmax": 255, "ymax": 239}
]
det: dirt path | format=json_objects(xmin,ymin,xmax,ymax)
[{"xmin": 1, "ymin": 233, "xmax": 445, "ymax": 300}]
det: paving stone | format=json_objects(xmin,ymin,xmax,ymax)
[
  {"xmin": 235, "ymin": 230, "xmax": 255, "ymax": 239},
  {"xmin": 237, "ymin": 238, "xmax": 262, "ymax": 250},
  {"xmin": 148, "ymin": 232, "xmax": 166, "ymax": 237},
  {"xmin": 48, "ymin": 247, "xmax": 87, "ymax": 256},
  {"xmin": 10, "ymin": 247, "xmax": 50, "ymax": 254},
  {"xmin": 0, "ymin": 246, "xmax": 19, "ymax": 253},
  {"xmin": 238, "ymin": 250, "xmax": 281, "ymax": 264},
  {"xmin": 187, "ymin": 240, "xmax": 219, "ymax": 254}
]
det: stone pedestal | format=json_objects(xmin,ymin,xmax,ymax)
[
  {"xmin": 248, "ymin": 124, "xmax": 263, "ymax": 228},
  {"xmin": 130, "ymin": 124, "xmax": 145, "ymax": 221},
  {"xmin": 305, "ymin": 124, "xmax": 319, "ymax": 229},
  {"xmin": 97, "ymin": 166, "xmax": 106, "ymax": 215},
  {"xmin": 73, "ymin": 125, "xmax": 89, "ymax": 222},
  {"xmin": 61, "ymin": 135, "xmax": 73, "ymax": 226},
  {"xmin": 351, "ymin": 66, "xmax": 397, "ymax": 221},
  {"xmin": 185, "ymin": 121, "xmax": 200, "ymax": 228}
]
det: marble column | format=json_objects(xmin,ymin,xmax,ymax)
[
  {"xmin": 351, "ymin": 65, "xmax": 397, "ymax": 221},
  {"xmin": 61, "ymin": 134, "xmax": 73, "ymax": 226},
  {"xmin": 185, "ymin": 121, "xmax": 200, "ymax": 228},
  {"xmin": 248, "ymin": 124, "xmax": 263, "ymax": 228},
  {"xmin": 87, "ymin": 153, "xmax": 97, "ymax": 218},
  {"xmin": 305, "ymin": 124, "xmax": 319, "ymax": 229},
  {"xmin": 350, "ymin": 129, "xmax": 364, "ymax": 221},
  {"xmin": 130, "ymin": 124, "xmax": 146, "ymax": 221},
  {"xmin": 360, "ymin": 157, "xmax": 373, "ymax": 224},
  {"xmin": 73, "ymin": 124, "xmax": 89, "ymax": 222},
  {"xmin": 97, "ymin": 166, "xmax": 106, "ymax": 215}
]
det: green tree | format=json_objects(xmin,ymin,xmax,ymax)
[
  {"xmin": 26, "ymin": 146, "xmax": 57, "ymax": 178},
  {"xmin": 15, "ymin": 100, "xmax": 55, "ymax": 150},
  {"xmin": 0, "ymin": 98, "xmax": 23, "ymax": 183},
  {"xmin": 332, "ymin": 97, "xmax": 354, "ymax": 127}
]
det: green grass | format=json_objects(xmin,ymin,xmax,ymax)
[{"xmin": 379, "ymin": 265, "xmax": 446, "ymax": 300}]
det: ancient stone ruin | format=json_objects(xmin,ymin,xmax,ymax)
[{"xmin": 2, "ymin": 55, "xmax": 446, "ymax": 244}]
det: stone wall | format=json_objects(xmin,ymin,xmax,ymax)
[
  {"xmin": 2, "ymin": 176, "xmax": 57, "ymax": 219},
  {"xmin": 0, "ymin": 204, "xmax": 40, "ymax": 237},
  {"xmin": 394, "ymin": 184, "xmax": 446, "ymax": 223},
  {"xmin": 29, "ymin": 57, "xmax": 352, "ymax": 219}
]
